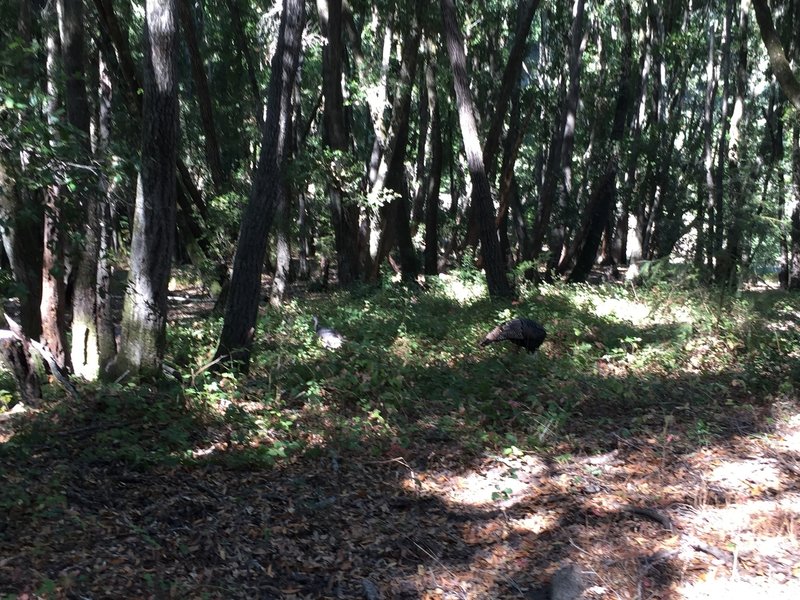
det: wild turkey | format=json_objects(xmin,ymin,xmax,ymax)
[
  {"xmin": 313, "ymin": 315, "xmax": 345, "ymax": 350},
  {"xmin": 480, "ymin": 318, "xmax": 546, "ymax": 354}
]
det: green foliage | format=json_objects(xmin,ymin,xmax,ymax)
[{"xmin": 124, "ymin": 277, "xmax": 798, "ymax": 470}]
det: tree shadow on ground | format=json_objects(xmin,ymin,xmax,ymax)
[{"xmin": 1, "ymin": 285, "xmax": 798, "ymax": 598}]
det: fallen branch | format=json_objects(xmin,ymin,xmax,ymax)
[
  {"xmin": 688, "ymin": 538, "xmax": 731, "ymax": 564},
  {"xmin": 3, "ymin": 314, "xmax": 79, "ymax": 400}
]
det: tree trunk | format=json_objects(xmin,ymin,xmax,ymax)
[
  {"xmin": 178, "ymin": 0, "xmax": 226, "ymax": 193},
  {"xmin": 0, "ymin": 4, "xmax": 43, "ymax": 340},
  {"xmin": 59, "ymin": 0, "xmax": 101, "ymax": 380},
  {"xmin": 549, "ymin": 0, "xmax": 587, "ymax": 273},
  {"xmin": 424, "ymin": 54, "xmax": 443, "ymax": 276},
  {"xmin": 269, "ymin": 190, "xmax": 292, "ymax": 307},
  {"xmin": 214, "ymin": 0, "xmax": 304, "ymax": 368},
  {"xmin": 440, "ymin": 0, "xmax": 512, "ymax": 297},
  {"xmin": 317, "ymin": 0, "xmax": 359, "ymax": 285},
  {"xmin": 697, "ymin": 18, "xmax": 718, "ymax": 272},
  {"xmin": 41, "ymin": 7, "xmax": 69, "ymax": 371},
  {"xmin": 226, "ymin": 0, "xmax": 263, "ymax": 126},
  {"xmin": 752, "ymin": 0, "xmax": 800, "ymax": 111},
  {"xmin": 567, "ymin": 2, "xmax": 632, "ymax": 284},
  {"xmin": 482, "ymin": 0, "xmax": 541, "ymax": 175},
  {"xmin": 113, "ymin": 0, "xmax": 179, "ymax": 379},
  {"xmin": 790, "ymin": 123, "xmax": 800, "ymax": 290},
  {"xmin": 712, "ymin": 0, "xmax": 735, "ymax": 279},
  {"xmin": 371, "ymin": 2, "xmax": 422, "ymax": 281},
  {"xmin": 96, "ymin": 48, "xmax": 117, "ymax": 369},
  {"xmin": 411, "ymin": 60, "xmax": 429, "ymax": 231}
]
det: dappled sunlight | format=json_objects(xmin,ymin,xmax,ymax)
[
  {"xmin": 407, "ymin": 454, "xmax": 548, "ymax": 509},
  {"xmin": 436, "ymin": 273, "xmax": 488, "ymax": 304},
  {"xmin": 707, "ymin": 457, "xmax": 783, "ymax": 492},
  {"xmin": 593, "ymin": 295, "xmax": 652, "ymax": 325}
]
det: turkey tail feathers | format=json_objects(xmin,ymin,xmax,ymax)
[{"xmin": 480, "ymin": 318, "xmax": 546, "ymax": 354}]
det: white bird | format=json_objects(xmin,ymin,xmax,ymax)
[{"xmin": 313, "ymin": 315, "xmax": 345, "ymax": 350}]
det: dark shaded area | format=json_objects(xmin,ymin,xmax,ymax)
[{"xmin": 1, "ymin": 285, "xmax": 798, "ymax": 597}]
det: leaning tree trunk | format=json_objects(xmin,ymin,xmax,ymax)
[
  {"xmin": 214, "ymin": 0, "xmax": 304, "ymax": 368},
  {"xmin": 112, "ymin": 0, "xmax": 179, "ymax": 380},
  {"xmin": 440, "ymin": 0, "xmax": 512, "ymax": 297},
  {"xmin": 752, "ymin": 0, "xmax": 800, "ymax": 111},
  {"xmin": 482, "ymin": 0, "xmax": 541, "ymax": 175}
]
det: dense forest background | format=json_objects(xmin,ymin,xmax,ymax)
[
  {"xmin": 1, "ymin": 0, "xmax": 799, "ymax": 379},
  {"xmin": 1, "ymin": 0, "xmax": 800, "ymax": 598}
]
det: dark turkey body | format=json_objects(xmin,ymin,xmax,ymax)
[{"xmin": 480, "ymin": 318, "xmax": 546, "ymax": 354}]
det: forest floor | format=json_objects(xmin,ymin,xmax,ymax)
[{"xmin": 1, "ymin": 272, "xmax": 799, "ymax": 599}]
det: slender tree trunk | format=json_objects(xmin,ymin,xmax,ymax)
[
  {"xmin": 112, "ymin": 0, "xmax": 179, "ymax": 379},
  {"xmin": 712, "ymin": 0, "xmax": 735, "ymax": 278},
  {"xmin": 226, "ymin": 0, "xmax": 262, "ymax": 126},
  {"xmin": 41, "ymin": 7, "xmax": 69, "ymax": 371},
  {"xmin": 482, "ymin": 0, "xmax": 541, "ymax": 175},
  {"xmin": 530, "ymin": 77, "xmax": 566, "ymax": 260},
  {"xmin": 697, "ymin": 18, "xmax": 717, "ymax": 271},
  {"xmin": 317, "ymin": 0, "xmax": 359, "ymax": 285},
  {"xmin": 549, "ymin": 0, "xmax": 587, "ymax": 273},
  {"xmin": 411, "ymin": 60, "xmax": 429, "ymax": 230},
  {"xmin": 178, "ymin": 0, "xmax": 225, "ymax": 193},
  {"xmin": 568, "ymin": 2, "xmax": 632, "ymax": 283},
  {"xmin": 59, "ymin": 0, "xmax": 100, "ymax": 380},
  {"xmin": 214, "ymin": 0, "xmax": 304, "ymax": 367},
  {"xmin": 424, "ymin": 54, "xmax": 443, "ymax": 276},
  {"xmin": 371, "ymin": 1, "xmax": 422, "ymax": 281},
  {"xmin": 440, "ymin": 0, "xmax": 512, "ymax": 297},
  {"xmin": 96, "ymin": 49, "xmax": 117, "ymax": 368},
  {"xmin": 717, "ymin": 0, "xmax": 749, "ymax": 289},
  {"xmin": 790, "ymin": 123, "xmax": 800, "ymax": 290}
]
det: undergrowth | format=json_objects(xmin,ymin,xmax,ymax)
[{"xmin": 2, "ymin": 277, "xmax": 799, "ymax": 477}]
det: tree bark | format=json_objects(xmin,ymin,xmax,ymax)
[
  {"xmin": 226, "ymin": 0, "xmax": 263, "ymax": 126},
  {"xmin": 59, "ymin": 0, "xmax": 101, "ymax": 380},
  {"xmin": 482, "ymin": 0, "xmax": 541, "ymax": 175},
  {"xmin": 753, "ymin": 0, "xmax": 800, "ymax": 110},
  {"xmin": 317, "ymin": 0, "xmax": 360, "ymax": 285},
  {"xmin": 440, "ymin": 0, "xmax": 512, "ymax": 297},
  {"xmin": 549, "ymin": 0, "xmax": 587, "ymax": 273},
  {"xmin": 790, "ymin": 123, "xmax": 800, "ymax": 290},
  {"xmin": 41, "ymin": 6, "xmax": 69, "ymax": 371},
  {"xmin": 96, "ymin": 48, "xmax": 117, "ymax": 369},
  {"xmin": 568, "ymin": 2, "xmax": 632, "ymax": 283},
  {"xmin": 178, "ymin": 0, "xmax": 226, "ymax": 193},
  {"xmin": 112, "ymin": 0, "xmax": 179, "ymax": 379},
  {"xmin": 215, "ymin": 0, "xmax": 304, "ymax": 367},
  {"xmin": 424, "ymin": 54, "xmax": 443, "ymax": 276}
]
